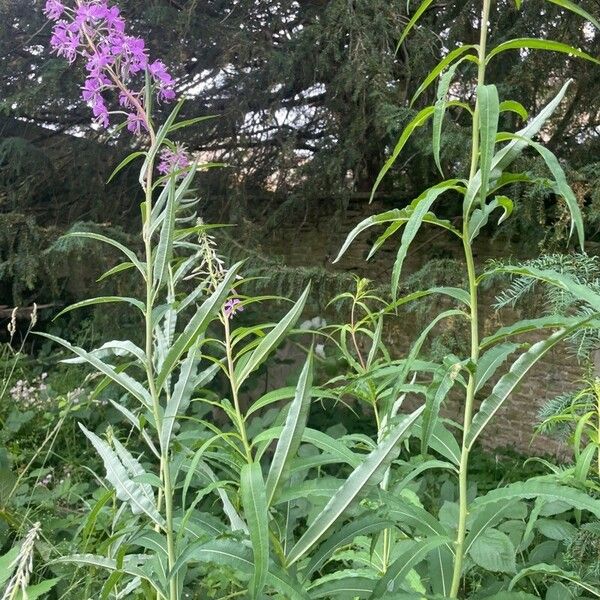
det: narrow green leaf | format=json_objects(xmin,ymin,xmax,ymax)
[
  {"xmin": 97, "ymin": 261, "xmax": 136, "ymax": 282},
  {"xmin": 475, "ymin": 342, "xmax": 520, "ymax": 393},
  {"xmin": 372, "ymin": 536, "xmax": 450, "ymax": 597},
  {"xmin": 509, "ymin": 563, "xmax": 600, "ymax": 597},
  {"xmin": 265, "ymin": 352, "xmax": 313, "ymax": 505},
  {"xmin": 547, "ymin": 0, "xmax": 600, "ymax": 30},
  {"xmin": 303, "ymin": 511, "xmax": 394, "ymax": 578},
  {"xmin": 234, "ymin": 285, "xmax": 310, "ymax": 387},
  {"xmin": 37, "ymin": 332, "xmax": 151, "ymax": 407},
  {"xmin": 477, "ymin": 84, "xmax": 500, "ymax": 207},
  {"xmin": 107, "ymin": 151, "xmax": 146, "ymax": 183},
  {"xmin": 483, "ymin": 265, "xmax": 600, "ymax": 311},
  {"xmin": 464, "ymin": 80, "xmax": 572, "ymax": 217},
  {"xmin": 421, "ymin": 361, "xmax": 460, "ymax": 455},
  {"xmin": 370, "ymin": 106, "xmax": 436, "ymax": 201},
  {"xmin": 240, "ymin": 462, "xmax": 269, "ymax": 599},
  {"xmin": 172, "ymin": 540, "xmax": 309, "ymax": 599},
  {"xmin": 391, "ymin": 180, "xmax": 465, "ymax": 297},
  {"xmin": 309, "ymin": 574, "xmax": 375, "ymax": 598},
  {"xmin": 467, "ymin": 326, "xmax": 581, "ymax": 449},
  {"xmin": 160, "ymin": 343, "xmax": 199, "ymax": 450},
  {"xmin": 465, "ymin": 499, "xmax": 522, "ymax": 555},
  {"xmin": 79, "ymin": 425, "xmax": 164, "ymax": 526},
  {"xmin": 168, "ymin": 114, "xmax": 216, "ymax": 133},
  {"xmin": 153, "ymin": 163, "xmax": 198, "ymax": 289},
  {"xmin": 157, "ymin": 263, "xmax": 241, "ymax": 390},
  {"xmin": 65, "ymin": 231, "xmax": 145, "ymax": 277},
  {"xmin": 468, "ymin": 195, "xmax": 514, "ymax": 242},
  {"xmin": 54, "ymin": 296, "xmax": 145, "ymax": 319},
  {"xmin": 411, "ymin": 45, "xmax": 478, "ymax": 105},
  {"xmin": 496, "ymin": 133, "xmax": 584, "ymax": 249},
  {"xmin": 432, "ymin": 61, "xmax": 464, "ymax": 175},
  {"xmin": 487, "ymin": 38, "xmax": 600, "ymax": 65},
  {"xmin": 499, "ymin": 100, "xmax": 528, "ymax": 120},
  {"xmin": 474, "ymin": 479, "xmax": 600, "ymax": 519},
  {"xmin": 396, "ymin": 0, "xmax": 435, "ymax": 49},
  {"xmin": 286, "ymin": 406, "xmax": 424, "ymax": 566}
]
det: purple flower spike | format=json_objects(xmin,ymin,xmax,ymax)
[
  {"xmin": 158, "ymin": 144, "xmax": 191, "ymax": 177},
  {"xmin": 46, "ymin": 1, "xmax": 177, "ymax": 135},
  {"xmin": 224, "ymin": 298, "xmax": 244, "ymax": 320},
  {"xmin": 44, "ymin": 0, "xmax": 66, "ymax": 20}
]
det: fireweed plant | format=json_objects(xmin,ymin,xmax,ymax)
[
  {"xmin": 38, "ymin": 2, "xmax": 428, "ymax": 600},
  {"xmin": 332, "ymin": 0, "xmax": 600, "ymax": 597},
  {"xmin": 37, "ymin": 0, "xmax": 600, "ymax": 599}
]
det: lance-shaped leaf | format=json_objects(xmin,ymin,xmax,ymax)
[
  {"xmin": 52, "ymin": 554, "xmax": 160, "ymax": 593},
  {"xmin": 477, "ymin": 84, "xmax": 500, "ymax": 206},
  {"xmin": 65, "ymin": 231, "xmax": 145, "ymax": 277},
  {"xmin": 486, "ymin": 38, "xmax": 600, "ymax": 66},
  {"xmin": 370, "ymin": 106, "xmax": 436, "ymax": 201},
  {"xmin": 473, "ymin": 480, "xmax": 600, "ymax": 518},
  {"xmin": 371, "ymin": 536, "xmax": 450, "ymax": 598},
  {"xmin": 153, "ymin": 163, "xmax": 198, "ymax": 290},
  {"xmin": 265, "ymin": 352, "xmax": 313, "ymax": 505},
  {"xmin": 55, "ymin": 296, "xmax": 145, "ymax": 319},
  {"xmin": 37, "ymin": 333, "xmax": 151, "ymax": 407},
  {"xmin": 156, "ymin": 262, "xmax": 242, "ymax": 389},
  {"xmin": 411, "ymin": 45, "xmax": 478, "ymax": 105},
  {"xmin": 240, "ymin": 462, "xmax": 269, "ymax": 599},
  {"xmin": 396, "ymin": 0, "xmax": 435, "ymax": 50},
  {"xmin": 391, "ymin": 180, "xmax": 466, "ymax": 297},
  {"xmin": 465, "ymin": 499, "xmax": 522, "ymax": 556},
  {"xmin": 467, "ymin": 324, "xmax": 588, "ymax": 449},
  {"xmin": 234, "ymin": 285, "xmax": 310, "ymax": 389},
  {"xmin": 304, "ymin": 511, "xmax": 395, "ymax": 578},
  {"xmin": 79, "ymin": 425, "xmax": 164, "ymax": 527},
  {"xmin": 547, "ymin": 0, "xmax": 600, "ymax": 30},
  {"xmin": 421, "ymin": 360, "xmax": 461, "ymax": 455},
  {"xmin": 474, "ymin": 342, "xmax": 520, "ymax": 393},
  {"xmin": 482, "ymin": 265, "xmax": 600, "ymax": 312},
  {"xmin": 432, "ymin": 60, "xmax": 464, "ymax": 175},
  {"xmin": 309, "ymin": 575, "xmax": 375, "ymax": 599},
  {"xmin": 335, "ymin": 206, "xmax": 461, "ymax": 264},
  {"xmin": 61, "ymin": 339, "xmax": 146, "ymax": 366},
  {"xmin": 509, "ymin": 563, "xmax": 600, "ymax": 597},
  {"xmin": 285, "ymin": 405, "xmax": 425, "ymax": 566},
  {"xmin": 171, "ymin": 540, "xmax": 309, "ymax": 600},
  {"xmin": 463, "ymin": 79, "xmax": 572, "ymax": 217},
  {"xmin": 160, "ymin": 343, "xmax": 201, "ymax": 450},
  {"xmin": 468, "ymin": 195, "xmax": 513, "ymax": 242},
  {"xmin": 496, "ymin": 134, "xmax": 584, "ymax": 248}
]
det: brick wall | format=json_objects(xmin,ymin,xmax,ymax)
[{"xmin": 262, "ymin": 197, "xmax": 581, "ymax": 456}]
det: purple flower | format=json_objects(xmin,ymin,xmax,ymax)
[
  {"xmin": 158, "ymin": 144, "xmax": 191, "ymax": 177},
  {"xmin": 85, "ymin": 46, "xmax": 112, "ymax": 75},
  {"xmin": 44, "ymin": 0, "xmax": 65, "ymax": 20},
  {"xmin": 92, "ymin": 98, "xmax": 109, "ymax": 128},
  {"xmin": 149, "ymin": 60, "xmax": 176, "ymax": 102},
  {"xmin": 126, "ymin": 112, "xmax": 147, "ymax": 135},
  {"xmin": 50, "ymin": 20, "xmax": 81, "ymax": 63},
  {"xmin": 224, "ymin": 298, "xmax": 244, "ymax": 319},
  {"xmin": 46, "ymin": 1, "xmax": 177, "ymax": 134}
]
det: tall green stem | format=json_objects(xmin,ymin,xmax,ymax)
[
  {"xmin": 449, "ymin": 0, "xmax": 491, "ymax": 596},
  {"xmin": 142, "ymin": 141, "xmax": 178, "ymax": 600},
  {"xmin": 223, "ymin": 314, "xmax": 253, "ymax": 463}
]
